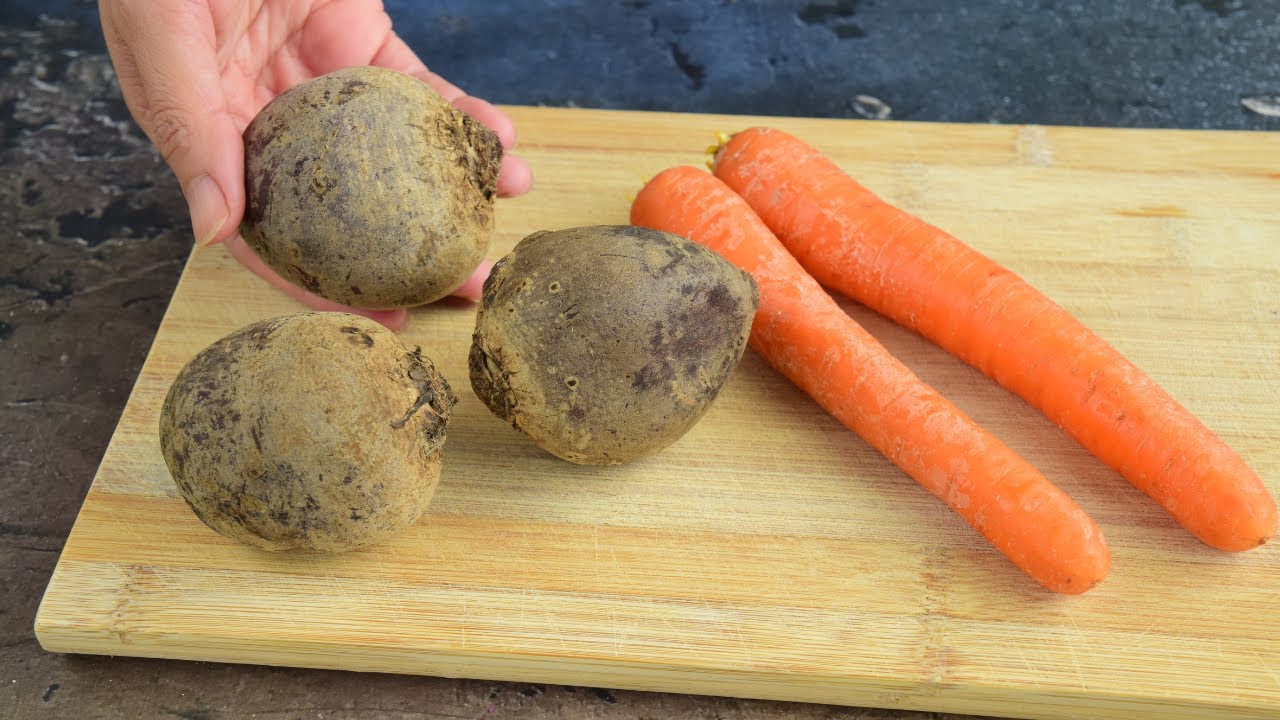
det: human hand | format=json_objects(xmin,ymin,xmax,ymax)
[{"xmin": 99, "ymin": 0, "xmax": 533, "ymax": 330}]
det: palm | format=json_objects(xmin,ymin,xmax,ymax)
[
  {"xmin": 210, "ymin": 0, "xmax": 412, "ymax": 131},
  {"xmin": 101, "ymin": 0, "xmax": 525, "ymax": 329}
]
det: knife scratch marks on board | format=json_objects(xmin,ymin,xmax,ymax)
[
  {"xmin": 1014, "ymin": 645, "xmax": 1035, "ymax": 675},
  {"xmin": 1214, "ymin": 638, "xmax": 1245, "ymax": 703},
  {"xmin": 1259, "ymin": 654, "xmax": 1280, "ymax": 691},
  {"xmin": 459, "ymin": 594, "xmax": 471, "ymax": 649},
  {"xmin": 1087, "ymin": 270, "xmax": 1122, "ymax": 325},
  {"xmin": 643, "ymin": 596, "xmax": 694, "ymax": 653},
  {"xmin": 379, "ymin": 578, "xmax": 411, "ymax": 632},
  {"xmin": 706, "ymin": 594, "xmax": 753, "ymax": 665},
  {"xmin": 606, "ymin": 541, "xmax": 623, "ymax": 657},
  {"xmin": 592, "ymin": 525, "xmax": 601, "ymax": 585},
  {"xmin": 1016, "ymin": 126, "xmax": 1054, "ymax": 168},
  {"xmin": 1062, "ymin": 613, "xmax": 1091, "ymax": 692},
  {"xmin": 521, "ymin": 588, "xmax": 569, "ymax": 651},
  {"xmin": 547, "ymin": 608, "xmax": 569, "ymax": 651}
]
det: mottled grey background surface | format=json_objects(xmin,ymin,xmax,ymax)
[
  {"xmin": 387, "ymin": 0, "xmax": 1280, "ymax": 129},
  {"xmin": 2, "ymin": 1, "xmax": 1276, "ymax": 718}
]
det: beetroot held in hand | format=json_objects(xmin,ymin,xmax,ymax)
[{"xmin": 240, "ymin": 66, "xmax": 502, "ymax": 309}]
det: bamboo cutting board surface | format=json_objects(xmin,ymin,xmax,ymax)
[{"xmin": 36, "ymin": 108, "xmax": 1280, "ymax": 719}]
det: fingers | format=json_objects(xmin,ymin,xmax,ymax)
[
  {"xmin": 449, "ymin": 93, "xmax": 531, "ymax": 196},
  {"xmin": 496, "ymin": 154, "xmax": 534, "ymax": 197},
  {"xmin": 452, "ymin": 260, "xmax": 494, "ymax": 303},
  {"xmin": 294, "ymin": 0, "xmax": 398, "ymax": 77},
  {"xmin": 438, "ymin": 78, "xmax": 534, "ymax": 197},
  {"xmin": 221, "ymin": 235, "xmax": 409, "ymax": 331},
  {"xmin": 448, "ymin": 95, "xmax": 516, "ymax": 149},
  {"xmin": 99, "ymin": 0, "xmax": 245, "ymax": 247},
  {"xmin": 371, "ymin": 32, "xmax": 533, "ymax": 197},
  {"xmin": 371, "ymin": 32, "xmax": 462, "ymax": 98},
  {"xmin": 220, "ymin": 236, "xmax": 492, "ymax": 329}
]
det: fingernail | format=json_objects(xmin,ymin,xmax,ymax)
[{"xmin": 185, "ymin": 175, "xmax": 228, "ymax": 247}]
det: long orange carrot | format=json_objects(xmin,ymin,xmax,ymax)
[
  {"xmin": 713, "ymin": 127, "xmax": 1277, "ymax": 552},
  {"xmin": 632, "ymin": 166, "xmax": 1110, "ymax": 594}
]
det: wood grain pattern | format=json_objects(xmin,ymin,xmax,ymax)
[{"xmin": 35, "ymin": 107, "xmax": 1280, "ymax": 720}]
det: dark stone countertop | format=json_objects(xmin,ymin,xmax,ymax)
[{"xmin": 2, "ymin": 1, "xmax": 1276, "ymax": 718}]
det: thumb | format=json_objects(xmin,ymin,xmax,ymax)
[
  {"xmin": 101, "ymin": 0, "xmax": 244, "ymax": 247},
  {"xmin": 173, "ymin": 112, "xmax": 244, "ymax": 248}
]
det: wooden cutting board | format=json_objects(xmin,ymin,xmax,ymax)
[{"xmin": 35, "ymin": 107, "xmax": 1280, "ymax": 720}]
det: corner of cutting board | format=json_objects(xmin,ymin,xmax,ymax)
[
  {"xmin": 31, "ymin": 246, "xmax": 206, "ymax": 656},
  {"xmin": 33, "ymin": 558, "xmax": 83, "ymax": 654}
]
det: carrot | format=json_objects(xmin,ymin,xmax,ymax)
[
  {"xmin": 632, "ymin": 165, "xmax": 1110, "ymax": 594},
  {"xmin": 712, "ymin": 126, "xmax": 1277, "ymax": 552}
]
